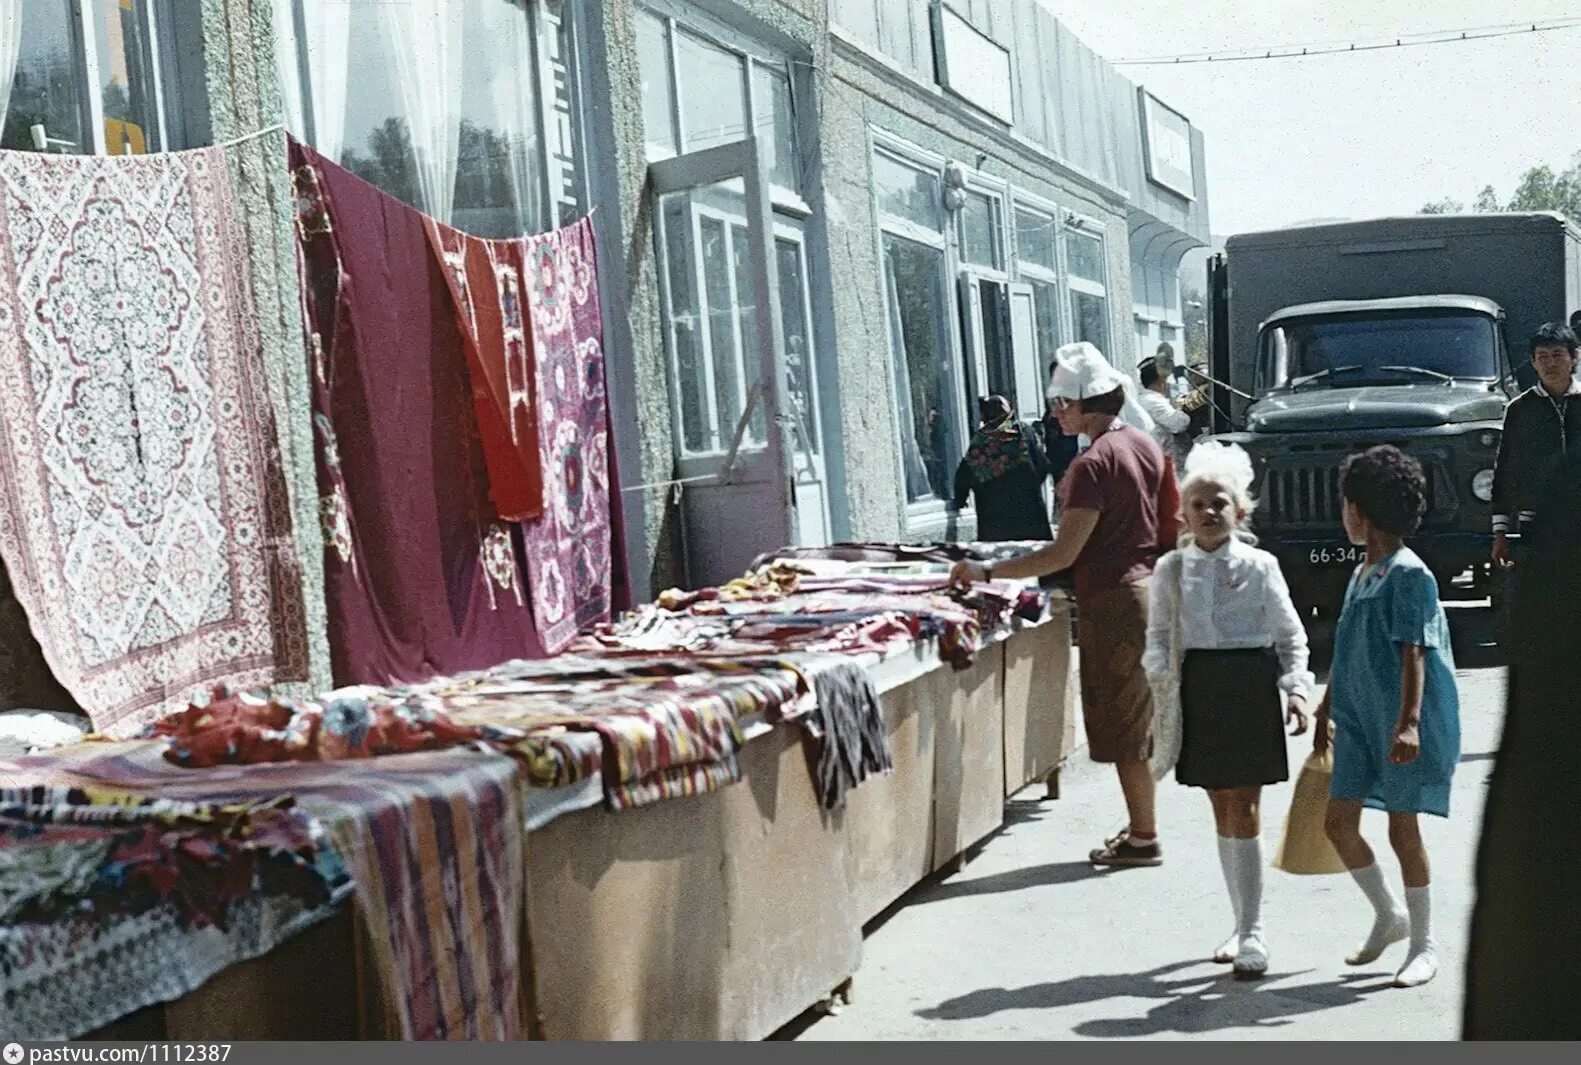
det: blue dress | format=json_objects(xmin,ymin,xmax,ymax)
[{"xmin": 1329, "ymin": 548, "xmax": 1461, "ymax": 816}]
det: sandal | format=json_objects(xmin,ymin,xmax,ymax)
[{"xmin": 1089, "ymin": 829, "xmax": 1163, "ymax": 867}]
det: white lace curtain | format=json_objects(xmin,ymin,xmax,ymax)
[
  {"xmin": 0, "ymin": 0, "xmax": 24, "ymax": 134},
  {"xmin": 379, "ymin": 0, "xmax": 466, "ymax": 223},
  {"xmin": 271, "ymin": 0, "xmax": 350, "ymax": 162}
]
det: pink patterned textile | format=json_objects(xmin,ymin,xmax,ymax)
[
  {"xmin": 519, "ymin": 218, "xmax": 613, "ymax": 652},
  {"xmin": 0, "ymin": 147, "xmax": 310, "ymax": 738}
]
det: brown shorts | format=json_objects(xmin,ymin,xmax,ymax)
[{"xmin": 1077, "ymin": 579, "xmax": 1154, "ymax": 763}]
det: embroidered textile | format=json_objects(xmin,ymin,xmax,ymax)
[
  {"xmin": 0, "ymin": 787, "xmax": 351, "ymax": 1041},
  {"xmin": 2, "ymin": 740, "xmax": 529, "ymax": 1041},
  {"xmin": 424, "ymin": 220, "xmax": 543, "ymax": 521},
  {"xmin": 0, "ymin": 147, "xmax": 312, "ymax": 737},
  {"xmin": 150, "ymin": 684, "xmax": 497, "ymax": 769},
  {"xmin": 518, "ymin": 218, "xmax": 614, "ymax": 652},
  {"xmin": 289, "ymin": 140, "xmax": 545, "ymax": 686}
]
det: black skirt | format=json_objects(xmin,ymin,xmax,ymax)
[{"xmin": 1175, "ymin": 647, "xmax": 1289, "ymax": 789}]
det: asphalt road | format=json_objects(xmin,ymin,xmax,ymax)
[{"xmin": 796, "ymin": 600, "xmax": 1503, "ymax": 1041}]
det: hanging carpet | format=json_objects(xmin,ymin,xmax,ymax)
[{"xmin": 0, "ymin": 147, "xmax": 312, "ymax": 738}]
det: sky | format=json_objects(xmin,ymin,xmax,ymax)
[{"xmin": 1045, "ymin": 1, "xmax": 1581, "ymax": 238}]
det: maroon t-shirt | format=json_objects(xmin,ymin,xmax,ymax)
[{"xmin": 1062, "ymin": 424, "xmax": 1166, "ymax": 600}]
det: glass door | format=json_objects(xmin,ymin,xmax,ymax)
[{"xmin": 652, "ymin": 136, "xmax": 820, "ymax": 587}]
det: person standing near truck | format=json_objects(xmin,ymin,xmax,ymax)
[{"xmin": 1491, "ymin": 324, "xmax": 1581, "ymax": 570}]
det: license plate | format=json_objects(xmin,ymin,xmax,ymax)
[{"xmin": 1306, "ymin": 545, "xmax": 1365, "ymax": 566}]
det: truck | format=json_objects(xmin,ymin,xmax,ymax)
[{"xmin": 1203, "ymin": 212, "xmax": 1581, "ymax": 615}]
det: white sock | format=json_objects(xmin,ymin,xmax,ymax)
[
  {"xmin": 1215, "ymin": 836, "xmax": 1242, "ymax": 960},
  {"xmin": 1346, "ymin": 862, "xmax": 1409, "ymax": 965},
  {"xmin": 1231, "ymin": 836, "xmax": 1264, "ymax": 940},
  {"xmin": 1393, "ymin": 884, "xmax": 1439, "ymax": 988}
]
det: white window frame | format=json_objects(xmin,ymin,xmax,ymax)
[
  {"xmin": 640, "ymin": 1, "xmax": 809, "ymax": 215},
  {"xmin": 1062, "ymin": 212, "xmax": 1111, "ymax": 354},
  {"xmin": 64, "ymin": 0, "xmax": 172, "ymax": 155},
  {"xmin": 870, "ymin": 126, "xmax": 974, "ymax": 534},
  {"xmin": 1008, "ymin": 189, "xmax": 1066, "ymax": 381}
]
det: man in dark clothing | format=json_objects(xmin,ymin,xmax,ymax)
[
  {"xmin": 1490, "ymin": 323, "xmax": 1581, "ymax": 569},
  {"xmin": 1464, "ymin": 435, "xmax": 1581, "ymax": 1039}
]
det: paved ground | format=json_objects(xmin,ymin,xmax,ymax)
[{"xmin": 798, "ymin": 600, "xmax": 1503, "ymax": 1041}]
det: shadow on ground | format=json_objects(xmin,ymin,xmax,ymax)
[{"xmin": 918, "ymin": 960, "xmax": 1396, "ymax": 1037}]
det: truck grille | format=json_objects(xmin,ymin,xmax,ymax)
[
  {"xmin": 1262, "ymin": 466, "xmax": 1343, "ymax": 527},
  {"xmin": 1260, "ymin": 458, "xmax": 1440, "ymax": 529}
]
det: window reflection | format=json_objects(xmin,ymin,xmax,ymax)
[
  {"xmin": 92, "ymin": 0, "xmax": 160, "ymax": 155},
  {"xmin": 1, "ymin": 1, "xmax": 90, "ymax": 154}
]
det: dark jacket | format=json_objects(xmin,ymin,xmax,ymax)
[
  {"xmin": 1490, "ymin": 385, "xmax": 1581, "ymax": 534},
  {"xmin": 1465, "ymin": 438, "xmax": 1581, "ymax": 1039},
  {"xmin": 953, "ymin": 423, "xmax": 1054, "ymax": 542}
]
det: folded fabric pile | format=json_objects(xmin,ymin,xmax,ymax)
[
  {"xmin": 151, "ymin": 685, "xmax": 496, "ymax": 768},
  {"xmin": 0, "ymin": 786, "xmax": 353, "ymax": 1040}
]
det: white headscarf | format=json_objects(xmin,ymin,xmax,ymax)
[{"xmin": 1046, "ymin": 341, "xmax": 1155, "ymax": 444}]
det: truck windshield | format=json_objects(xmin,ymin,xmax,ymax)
[{"xmin": 1259, "ymin": 309, "xmax": 1499, "ymax": 391}]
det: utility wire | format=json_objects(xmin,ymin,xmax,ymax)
[{"xmin": 1112, "ymin": 16, "xmax": 1581, "ymax": 65}]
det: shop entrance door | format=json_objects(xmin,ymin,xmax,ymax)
[{"xmin": 651, "ymin": 137, "xmax": 829, "ymax": 588}]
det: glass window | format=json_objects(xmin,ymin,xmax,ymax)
[
  {"xmin": 1066, "ymin": 227, "xmax": 1106, "ymax": 284},
  {"xmin": 1071, "ymin": 290, "xmax": 1110, "ymax": 352},
  {"xmin": 1015, "ymin": 207, "xmax": 1056, "ymax": 272},
  {"xmin": 2, "ymin": 1, "xmax": 90, "ymax": 153},
  {"xmin": 675, "ymin": 28, "xmax": 745, "ymax": 153},
  {"xmin": 288, "ymin": 0, "xmax": 573, "ymax": 235},
  {"xmin": 637, "ymin": 9, "xmax": 677, "ymax": 158},
  {"xmin": 873, "ymin": 152, "xmax": 941, "ymax": 232},
  {"xmin": 1026, "ymin": 278, "xmax": 1061, "ymax": 384},
  {"xmin": 1258, "ymin": 310, "xmax": 1499, "ymax": 390},
  {"xmin": 91, "ymin": 0, "xmax": 161, "ymax": 154},
  {"xmin": 663, "ymin": 196, "xmax": 712, "ymax": 452},
  {"xmin": 751, "ymin": 62, "xmax": 796, "ymax": 190},
  {"xmin": 453, "ymin": 0, "xmax": 548, "ymax": 237},
  {"xmin": 957, "ymin": 190, "xmax": 1001, "ymax": 269},
  {"xmin": 884, "ymin": 233, "xmax": 961, "ymax": 504},
  {"xmin": 777, "ymin": 238, "xmax": 819, "ymax": 452},
  {"xmin": 699, "ymin": 215, "xmax": 745, "ymax": 443},
  {"xmin": 727, "ymin": 222, "xmax": 766, "ymax": 442}
]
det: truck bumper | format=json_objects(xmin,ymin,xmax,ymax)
[{"xmin": 1265, "ymin": 532, "xmax": 1492, "ymax": 609}]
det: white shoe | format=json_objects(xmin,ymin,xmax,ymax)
[
  {"xmin": 1346, "ymin": 910, "xmax": 1409, "ymax": 965},
  {"xmin": 1233, "ymin": 933, "xmax": 1268, "ymax": 980},
  {"xmin": 1393, "ymin": 947, "xmax": 1439, "ymax": 988},
  {"xmin": 1212, "ymin": 931, "xmax": 1238, "ymax": 964}
]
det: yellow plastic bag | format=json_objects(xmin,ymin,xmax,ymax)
[{"xmin": 1273, "ymin": 749, "xmax": 1349, "ymax": 875}]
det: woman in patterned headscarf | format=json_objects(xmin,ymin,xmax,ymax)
[{"xmin": 952, "ymin": 395, "xmax": 1053, "ymax": 542}]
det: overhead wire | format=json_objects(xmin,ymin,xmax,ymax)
[{"xmin": 1112, "ymin": 16, "xmax": 1581, "ymax": 65}]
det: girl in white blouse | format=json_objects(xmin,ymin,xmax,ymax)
[{"xmin": 1144, "ymin": 442, "xmax": 1313, "ymax": 980}]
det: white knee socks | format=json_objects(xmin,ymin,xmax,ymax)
[
  {"xmin": 1345, "ymin": 862, "xmax": 1409, "ymax": 965},
  {"xmin": 1214, "ymin": 836, "xmax": 1241, "ymax": 962},
  {"xmin": 1393, "ymin": 884, "xmax": 1439, "ymax": 987}
]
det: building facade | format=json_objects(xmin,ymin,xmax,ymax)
[{"xmin": 0, "ymin": 0, "xmax": 1208, "ymax": 604}]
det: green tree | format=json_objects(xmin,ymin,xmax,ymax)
[
  {"xmin": 1420, "ymin": 198, "xmax": 1462, "ymax": 215},
  {"xmin": 1420, "ymin": 155, "xmax": 1581, "ymax": 220}
]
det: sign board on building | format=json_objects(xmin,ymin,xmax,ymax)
[
  {"xmin": 1139, "ymin": 88, "xmax": 1195, "ymax": 201},
  {"xmin": 931, "ymin": 4, "xmax": 1014, "ymax": 124}
]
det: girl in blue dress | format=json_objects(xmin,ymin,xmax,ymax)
[{"xmin": 1315, "ymin": 445, "xmax": 1461, "ymax": 989}]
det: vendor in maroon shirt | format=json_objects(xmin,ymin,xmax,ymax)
[{"xmin": 952, "ymin": 342, "xmax": 1177, "ymax": 868}]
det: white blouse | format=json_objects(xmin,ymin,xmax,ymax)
[{"xmin": 1143, "ymin": 536, "xmax": 1314, "ymax": 695}]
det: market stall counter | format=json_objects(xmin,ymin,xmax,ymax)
[{"xmin": 8, "ymin": 549, "xmax": 1075, "ymax": 1041}]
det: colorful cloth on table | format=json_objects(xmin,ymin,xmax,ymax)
[
  {"xmin": 1329, "ymin": 548, "xmax": 1461, "ymax": 817},
  {"xmin": 289, "ymin": 140, "xmax": 545, "ymax": 687},
  {"xmin": 517, "ymin": 218, "xmax": 613, "ymax": 653},
  {"xmin": 0, "ymin": 786, "xmax": 351, "ymax": 1041},
  {"xmin": 806, "ymin": 660, "xmax": 891, "ymax": 810},
  {"xmin": 424, "ymin": 220, "xmax": 543, "ymax": 522},
  {"xmin": 0, "ymin": 146, "xmax": 313, "ymax": 738},
  {"xmin": 149, "ymin": 684, "xmax": 495, "ymax": 769},
  {"xmin": 428, "ymin": 655, "xmax": 811, "ymax": 807},
  {"xmin": 0, "ymin": 741, "xmax": 528, "ymax": 1041}
]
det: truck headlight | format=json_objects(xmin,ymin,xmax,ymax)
[
  {"xmin": 1478, "ymin": 430, "xmax": 1499, "ymax": 449},
  {"xmin": 1472, "ymin": 469, "xmax": 1495, "ymax": 502}
]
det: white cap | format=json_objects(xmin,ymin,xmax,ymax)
[{"xmin": 1046, "ymin": 342, "xmax": 1156, "ymax": 435}]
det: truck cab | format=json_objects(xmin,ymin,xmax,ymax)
[
  {"xmin": 1203, "ymin": 212, "xmax": 1581, "ymax": 616},
  {"xmin": 1216, "ymin": 295, "xmax": 1510, "ymax": 612}
]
